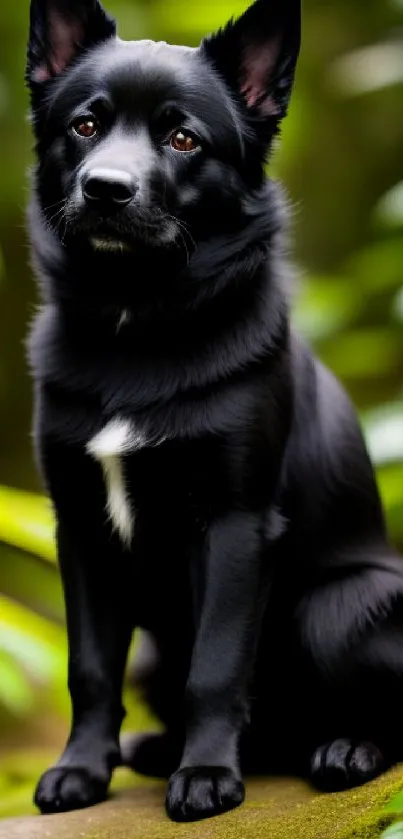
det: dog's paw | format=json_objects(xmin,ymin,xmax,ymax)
[
  {"xmin": 166, "ymin": 766, "xmax": 245, "ymax": 822},
  {"xmin": 120, "ymin": 731, "xmax": 181, "ymax": 778},
  {"xmin": 34, "ymin": 767, "xmax": 109, "ymax": 814},
  {"xmin": 310, "ymin": 739, "xmax": 386, "ymax": 792}
]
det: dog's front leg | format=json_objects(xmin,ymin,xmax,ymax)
[
  {"xmin": 34, "ymin": 442, "xmax": 134, "ymax": 814},
  {"xmin": 166, "ymin": 511, "xmax": 265, "ymax": 822}
]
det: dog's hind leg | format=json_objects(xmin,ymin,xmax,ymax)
[
  {"xmin": 299, "ymin": 549, "xmax": 403, "ymax": 792},
  {"xmin": 121, "ymin": 731, "xmax": 183, "ymax": 779},
  {"xmin": 121, "ymin": 630, "xmax": 188, "ymax": 778}
]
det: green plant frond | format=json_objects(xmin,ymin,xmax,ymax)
[
  {"xmin": 0, "ymin": 650, "xmax": 34, "ymax": 715},
  {"xmin": 0, "ymin": 486, "xmax": 55, "ymax": 563},
  {"xmin": 0, "ymin": 594, "xmax": 65, "ymax": 683}
]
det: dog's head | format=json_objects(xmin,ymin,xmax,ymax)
[{"xmin": 26, "ymin": 0, "xmax": 300, "ymax": 265}]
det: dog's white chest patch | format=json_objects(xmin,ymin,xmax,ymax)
[{"xmin": 87, "ymin": 418, "xmax": 147, "ymax": 548}]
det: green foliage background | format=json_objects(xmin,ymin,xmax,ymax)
[{"xmin": 0, "ymin": 0, "xmax": 403, "ymax": 814}]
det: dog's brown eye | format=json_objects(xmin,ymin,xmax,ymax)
[
  {"xmin": 170, "ymin": 130, "xmax": 199, "ymax": 153},
  {"xmin": 72, "ymin": 118, "xmax": 99, "ymax": 139}
]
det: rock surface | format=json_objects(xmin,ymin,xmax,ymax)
[{"xmin": 1, "ymin": 767, "xmax": 403, "ymax": 839}]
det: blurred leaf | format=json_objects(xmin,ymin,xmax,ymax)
[
  {"xmin": 0, "ymin": 543, "xmax": 63, "ymax": 623},
  {"xmin": 0, "ymin": 650, "xmax": 34, "ymax": 715},
  {"xmin": 385, "ymin": 790, "xmax": 403, "ymax": 826},
  {"xmin": 0, "ymin": 73, "xmax": 8, "ymax": 118},
  {"xmin": 0, "ymin": 240, "xmax": 4, "ymax": 285},
  {"xmin": 330, "ymin": 42, "xmax": 403, "ymax": 95},
  {"xmin": 151, "ymin": 0, "xmax": 249, "ymax": 39},
  {"xmin": 0, "ymin": 595, "xmax": 65, "ymax": 684},
  {"xmin": 0, "ymin": 592, "xmax": 67, "ymax": 724},
  {"xmin": 392, "ymin": 287, "xmax": 403, "ymax": 322},
  {"xmin": 385, "ymin": 791, "xmax": 403, "ymax": 814},
  {"xmin": 377, "ymin": 464, "xmax": 403, "ymax": 510},
  {"xmin": 0, "ymin": 782, "xmax": 37, "ymax": 820},
  {"xmin": 346, "ymin": 241, "xmax": 403, "ymax": 294},
  {"xmin": 320, "ymin": 330, "xmax": 402, "ymax": 380},
  {"xmin": 375, "ymin": 464, "xmax": 403, "ymax": 542},
  {"xmin": 111, "ymin": 3, "xmax": 151, "ymax": 40},
  {"xmin": 0, "ymin": 486, "xmax": 55, "ymax": 564},
  {"xmin": 363, "ymin": 403, "xmax": 403, "ymax": 464},
  {"xmin": 381, "ymin": 822, "xmax": 403, "ymax": 838},
  {"xmin": 0, "ymin": 750, "xmax": 58, "ymax": 818},
  {"xmin": 293, "ymin": 276, "xmax": 361, "ymax": 342},
  {"xmin": 375, "ymin": 182, "xmax": 403, "ymax": 229}
]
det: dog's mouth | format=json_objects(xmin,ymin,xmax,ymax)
[{"xmin": 60, "ymin": 203, "xmax": 180, "ymax": 253}]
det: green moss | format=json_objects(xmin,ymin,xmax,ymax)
[{"xmin": 1, "ymin": 764, "xmax": 403, "ymax": 839}]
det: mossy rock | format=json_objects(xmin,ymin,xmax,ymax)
[{"xmin": 1, "ymin": 764, "xmax": 403, "ymax": 839}]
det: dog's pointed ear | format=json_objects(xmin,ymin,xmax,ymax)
[
  {"xmin": 26, "ymin": 0, "xmax": 116, "ymax": 86},
  {"xmin": 202, "ymin": 0, "xmax": 300, "ymax": 121}
]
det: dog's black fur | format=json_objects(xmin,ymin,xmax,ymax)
[{"xmin": 26, "ymin": 0, "xmax": 403, "ymax": 823}]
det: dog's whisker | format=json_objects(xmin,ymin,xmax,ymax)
[
  {"xmin": 47, "ymin": 206, "xmax": 67, "ymax": 227},
  {"xmin": 164, "ymin": 212, "xmax": 197, "ymax": 257},
  {"xmin": 43, "ymin": 198, "xmax": 66, "ymax": 213}
]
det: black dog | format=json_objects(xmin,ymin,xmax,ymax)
[{"xmin": 26, "ymin": 0, "xmax": 403, "ymax": 823}]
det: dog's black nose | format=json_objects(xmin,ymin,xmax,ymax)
[{"xmin": 82, "ymin": 169, "xmax": 137, "ymax": 208}]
